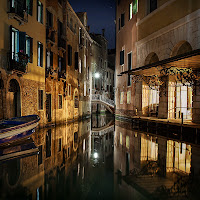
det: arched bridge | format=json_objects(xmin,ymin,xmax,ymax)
[{"xmin": 91, "ymin": 94, "xmax": 115, "ymax": 114}]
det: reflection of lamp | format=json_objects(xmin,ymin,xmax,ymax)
[
  {"xmin": 94, "ymin": 72, "xmax": 100, "ymax": 78},
  {"xmin": 93, "ymin": 152, "xmax": 98, "ymax": 159}
]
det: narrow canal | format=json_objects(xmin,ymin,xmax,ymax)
[{"xmin": 0, "ymin": 114, "xmax": 200, "ymax": 200}]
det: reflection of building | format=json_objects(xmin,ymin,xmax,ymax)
[
  {"xmin": 116, "ymin": 0, "xmax": 200, "ymax": 123},
  {"xmin": 0, "ymin": 119, "xmax": 91, "ymax": 199},
  {"xmin": 114, "ymin": 119, "xmax": 197, "ymax": 199}
]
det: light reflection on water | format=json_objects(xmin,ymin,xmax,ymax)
[{"xmin": 0, "ymin": 115, "xmax": 200, "ymax": 199}]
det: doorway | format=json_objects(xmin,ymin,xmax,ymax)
[{"xmin": 8, "ymin": 79, "xmax": 21, "ymax": 117}]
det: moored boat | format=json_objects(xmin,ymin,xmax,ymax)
[{"xmin": 0, "ymin": 115, "xmax": 40, "ymax": 145}]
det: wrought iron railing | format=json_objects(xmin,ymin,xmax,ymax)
[{"xmin": 7, "ymin": 52, "xmax": 28, "ymax": 73}]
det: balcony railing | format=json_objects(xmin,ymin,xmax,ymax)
[
  {"xmin": 46, "ymin": 26, "xmax": 55, "ymax": 44},
  {"xmin": 8, "ymin": 0, "xmax": 28, "ymax": 24},
  {"xmin": 7, "ymin": 52, "xmax": 29, "ymax": 73}
]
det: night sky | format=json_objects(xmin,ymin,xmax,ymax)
[{"xmin": 68, "ymin": 0, "xmax": 116, "ymax": 49}]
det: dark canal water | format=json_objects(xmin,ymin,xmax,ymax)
[{"xmin": 0, "ymin": 114, "xmax": 200, "ymax": 200}]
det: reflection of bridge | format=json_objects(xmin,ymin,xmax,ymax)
[
  {"xmin": 91, "ymin": 94, "xmax": 115, "ymax": 113},
  {"xmin": 91, "ymin": 120, "xmax": 114, "ymax": 136}
]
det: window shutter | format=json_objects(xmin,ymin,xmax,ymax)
[
  {"xmin": 9, "ymin": 25, "xmax": 12, "ymax": 53},
  {"xmin": 120, "ymin": 50, "xmax": 124, "ymax": 65},
  {"xmin": 75, "ymin": 52, "xmax": 78, "ymax": 70},
  {"xmin": 30, "ymin": 37, "xmax": 33, "ymax": 62},
  {"xmin": 19, "ymin": 32, "xmax": 26, "ymax": 54},
  {"xmin": 40, "ymin": 43, "xmax": 43, "ymax": 67},
  {"xmin": 41, "ymin": 3, "xmax": 43, "ymax": 24},
  {"xmin": 68, "ymin": 45, "xmax": 72, "ymax": 66},
  {"xmin": 29, "ymin": 0, "xmax": 33, "ymax": 15}
]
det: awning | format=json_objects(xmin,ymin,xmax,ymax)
[{"xmin": 119, "ymin": 49, "xmax": 200, "ymax": 76}]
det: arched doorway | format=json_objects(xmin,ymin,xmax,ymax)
[
  {"xmin": 8, "ymin": 79, "xmax": 21, "ymax": 117},
  {"xmin": 142, "ymin": 53, "xmax": 159, "ymax": 116},
  {"xmin": 169, "ymin": 41, "xmax": 193, "ymax": 119}
]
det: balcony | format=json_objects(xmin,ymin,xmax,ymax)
[
  {"xmin": 7, "ymin": 52, "xmax": 29, "ymax": 74},
  {"xmin": 58, "ymin": 37, "xmax": 66, "ymax": 53},
  {"xmin": 46, "ymin": 26, "xmax": 56, "ymax": 46},
  {"xmin": 8, "ymin": 0, "xmax": 28, "ymax": 25}
]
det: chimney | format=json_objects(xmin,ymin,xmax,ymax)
[{"xmin": 102, "ymin": 29, "xmax": 105, "ymax": 37}]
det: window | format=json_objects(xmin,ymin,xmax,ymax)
[
  {"xmin": 148, "ymin": 0, "xmax": 157, "ymax": 14},
  {"xmin": 129, "ymin": 2, "xmax": 133, "ymax": 20},
  {"xmin": 133, "ymin": 0, "xmax": 138, "ymax": 14},
  {"xmin": 87, "ymin": 66, "xmax": 89, "ymax": 80},
  {"xmin": 37, "ymin": 42, "xmax": 43, "ymax": 67},
  {"xmin": 74, "ymin": 95, "xmax": 79, "ymax": 108},
  {"xmin": 58, "ymin": 94, "xmax": 62, "ymax": 109},
  {"xmin": 26, "ymin": 0, "xmax": 33, "ymax": 15},
  {"xmin": 75, "ymin": 52, "xmax": 78, "ymax": 70},
  {"xmin": 120, "ymin": 50, "xmax": 124, "ymax": 65},
  {"xmin": 120, "ymin": 92, "xmax": 124, "ymax": 104},
  {"xmin": 46, "ymin": 10, "xmax": 53, "ymax": 27},
  {"xmin": 107, "ymin": 72, "xmax": 108, "ymax": 78},
  {"xmin": 118, "ymin": 18, "xmax": 121, "ymax": 30},
  {"xmin": 128, "ymin": 52, "xmax": 132, "ymax": 86},
  {"xmin": 84, "ymin": 55, "xmax": 86, "ymax": 68},
  {"xmin": 38, "ymin": 90, "xmax": 43, "ymax": 110},
  {"xmin": 46, "ymin": 51, "xmax": 53, "ymax": 69},
  {"xmin": 120, "ymin": 132, "xmax": 122, "ymax": 145},
  {"xmin": 68, "ymin": 45, "xmax": 72, "ymax": 66},
  {"xmin": 121, "ymin": 13, "xmax": 125, "ymax": 27},
  {"xmin": 84, "ymin": 81, "xmax": 86, "ymax": 96},
  {"xmin": 46, "ymin": 130, "xmax": 51, "ymax": 158},
  {"xmin": 11, "ymin": 27, "xmax": 32, "ymax": 62},
  {"xmin": 58, "ymin": 138, "xmax": 62, "ymax": 152},
  {"xmin": 130, "ymin": 0, "xmax": 138, "ymax": 19},
  {"xmin": 37, "ymin": 1, "xmax": 43, "ymax": 23},
  {"xmin": 67, "ymin": 147, "xmax": 70, "ymax": 158},
  {"xmin": 38, "ymin": 145, "xmax": 42, "ymax": 165},
  {"xmin": 68, "ymin": 84, "xmax": 71, "ymax": 96},
  {"xmin": 79, "ymin": 27, "xmax": 83, "ymax": 45},
  {"xmin": 127, "ymin": 91, "xmax": 131, "ymax": 104},
  {"xmin": 79, "ymin": 58, "xmax": 82, "ymax": 73},
  {"xmin": 126, "ymin": 136, "xmax": 130, "ymax": 149},
  {"xmin": 26, "ymin": 35, "xmax": 33, "ymax": 63}
]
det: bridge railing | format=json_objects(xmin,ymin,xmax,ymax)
[
  {"xmin": 92, "ymin": 94, "xmax": 114, "ymax": 107},
  {"xmin": 92, "ymin": 125, "xmax": 114, "ymax": 136}
]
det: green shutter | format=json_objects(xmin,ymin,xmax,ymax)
[{"xmin": 133, "ymin": 0, "xmax": 138, "ymax": 15}]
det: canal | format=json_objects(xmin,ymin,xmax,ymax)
[{"xmin": 0, "ymin": 114, "xmax": 200, "ymax": 200}]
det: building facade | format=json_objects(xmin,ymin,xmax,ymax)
[
  {"xmin": 116, "ymin": 0, "xmax": 200, "ymax": 123},
  {"xmin": 0, "ymin": 0, "xmax": 46, "ymax": 126},
  {"xmin": 90, "ymin": 32, "xmax": 115, "ymax": 113},
  {"xmin": 0, "ymin": 0, "xmax": 110, "ymax": 126}
]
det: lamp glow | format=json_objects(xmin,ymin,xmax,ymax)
[
  {"xmin": 94, "ymin": 72, "xmax": 100, "ymax": 79},
  {"xmin": 93, "ymin": 152, "xmax": 98, "ymax": 159}
]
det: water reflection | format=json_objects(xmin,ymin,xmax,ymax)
[
  {"xmin": 114, "ymin": 120, "xmax": 200, "ymax": 200},
  {"xmin": 1, "ymin": 116, "xmax": 200, "ymax": 199}
]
